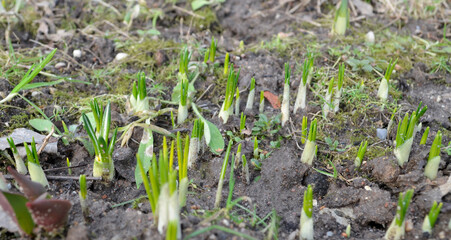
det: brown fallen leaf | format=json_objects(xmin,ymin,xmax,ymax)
[{"xmin": 264, "ymin": 91, "xmax": 281, "ymax": 109}]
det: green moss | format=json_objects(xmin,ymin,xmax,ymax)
[
  {"xmin": 188, "ymin": 7, "xmax": 219, "ymax": 31},
  {"xmin": 8, "ymin": 113, "xmax": 31, "ymax": 131}
]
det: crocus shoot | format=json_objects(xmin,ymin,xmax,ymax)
[
  {"xmin": 24, "ymin": 138, "xmax": 49, "ymax": 187},
  {"xmin": 224, "ymin": 52, "xmax": 229, "ymax": 76},
  {"xmin": 333, "ymin": 63, "xmax": 345, "ymax": 113},
  {"xmin": 259, "ymin": 90, "xmax": 265, "ymax": 113},
  {"xmin": 178, "ymin": 134, "xmax": 189, "ymax": 208},
  {"xmin": 235, "ymin": 87, "xmax": 240, "ymax": 116},
  {"xmin": 7, "ymin": 138, "xmax": 27, "ymax": 174},
  {"xmin": 219, "ymin": 65, "xmax": 239, "ymax": 123},
  {"xmin": 420, "ymin": 127, "xmax": 430, "ymax": 145},
  {"xmin": 422, "ymin": 201, "xmax": 442, "ymax": 235},
  {"xmin": 177, "ymin": 47, "xmax": 191, "ymax": 124},
  {"xmin": 301, "ymin": 119, "xmax": 317, "ymax": 165},
  {"xmin": 294, "ymin": 55, "xmax": 314, "ymax": 113},
  {"xmin": 332, "ymin": 0, "xmax": 349, "ymax": 35},
  {"xmin": 129, "ymin": 71, "xmax": 149, "ymax": 114},
  {"xmin": 301, "ymin": 116, "xmax": 308, "ymax": 144},
  {"xmin": 79, "ymin": 174, "xmax": 89, "ymax": 221},
  {"xmin": 322, "ymin": 77, "xmax": 334, "ymax": 118},
  {"xmin": 241, "ymin": 154, "xmax": 250, "ymax": 184},
  {"xmin": 300, "ymin": 184, "xmax": 313, "ymax": 240},
  {"xmin": 424, "ymin": 131, "xmax": 442, "ymax": 180},
  {"xmin": 245, "ymin": 77, "xmax": 256, "ymax": 112},
  {"xmin": 354, "ymin": 140, "xmax": 368, "ymax": 168},
  {"xmin": 82, "ymin": 99, "xmax": 118, "ymax": 181},
  {"xmin": 377, "ymin": 59, "xmax": 397, "ymax": 102},
  {"xmin": 385, "ymin": 189, "xmax": 413, "ymax": 240},
  {"xmin": 188, "ymin": 120, "xmax": 203, "ymax": 169},
  {"xmin": 281, "ymin": 62, "xmax": 291, "ymax": 127},
  {"xmin": 240, "ymin": 112, "xmax": 246, "ymax": 134},
  {"xmin": 215, "ymin": 140, "xmax": 233, "ymax": 208}
]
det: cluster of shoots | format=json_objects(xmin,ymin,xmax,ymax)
[
  {"xmin": 333, "ymin": 63, "xmax": 345, "ymax": 113},
  {"xmin": 215, "ymin": 140, "xmax": 233, "ymax": 208},
  {"xmin": 300, "ymin": 185, "xmax": 313, "ymax": 240},
  {"xmin": 24, "ymin": 138, "xmax": 49, "ymax": 187},
  {"xmin": 7, "ymin": 138, "xmax": 27, "ymax": 174},
  {"xmin": 422, "ymin": 201, "xmax": 443, "ymax": 235},
  {"xmin": 245, "ymin": 77, "xmax": 256, "ymax": 112},
  {"xmin": 377, "ymin": 59, "xmax": 398, "ymax": 102},
  {"xmin": 234, "ymin": 143, "xmax": 250, "ymax": 184},
  {"xmin": 188, "ymin": 119, "xmax": 204, "ymax": 169},
  {"xmin": 385, "ymin": 189, "xmax": 413, "ymax": 240},
  {"xmin": 219, "ymin": 65, "xmax": 240, "ymax": 123},
  {"xmin": 322, "ymin": 77, "xmax": 334, "ymax": 118},
  {"xmin": 176, "ymin": 133, "xmax": 190, "ymax": 208},
  {"xmin": 420, "ymin": 127, "xmax": 430, "ymax": 145},
  {"xmin": 204, "ymin": 36, "xmax": 217, "ymax": 63},
  {"xmin": 332, "ymin": 0, "xmax": 349, "ymax": 35},
  {"xmin": 394, "ymin": 102, "xmax": 427, "ymax": 167},
  {"xmin": 424, "ymin": 131, "xmax": 442, "ymax": 180},
  {"xmin": 281, "ymin": 63, "xmax": 291, "ymax": 127},
  {"xmin": 129, "ymin": 72, "xmax": 149, "ymax": 114},
  {"xmin": 178, "ymin": 48, "xmax": 191, "ymax": 124},
  {"xmin": 301, "ymin": 119, "xmax": 318, "ymax": 165},
  {"xmin": 354, "ymin": 140, "xmax": 368, "ymax": 168},
  {"xmin": 294, "ymin": 53, "xmax": 314, "ymax": 113},
  {"xmin": 79, "ymin": 174, "xmax": 89, "ymax": 221},
  {"xmin": 82, "ymin": 99, "xmax": 118, "ymax": 181}
]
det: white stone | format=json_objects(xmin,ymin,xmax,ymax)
[
  {"xmin": 115, "ymin": 53, "xmax": 128, "ymax": 61},
  {"xmin": 73, "ymin": 49, "xmax": 82, "ymax": 58},
  {"xmin": 55, "ymin": 62, "xmax": 66, "ymax": 69},
  {"xmin": 365, "ymin": 31, "xmax": 375, "ymax": 44}
]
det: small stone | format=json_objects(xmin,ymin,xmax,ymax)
[
  {"xmin": 31, "ymin": 91, "xmax": 41, "ymax": 97},
  {"xmin": 365, "ymin": 31, "xmax": 375, "ymax": 44},
  {"xmin": 436, "ymin": 96, "xmax": 441, "ymax": 102},
  {"xmin": 73, "ymin": 49, "xmax": 82, "ymax": 58},
  {"xmin": 238, "ymin": 222, "xmax": 245, "ymax": 228},
  {"xmin": 222, "ymin": 219, "xmax": 230, "ymax": 227},
  {"xmin": 405, "ymin": 219, "xmax": 413, "ymax": 232},
  {"xmin": 55, "ymin": 62, "xmax": 66, "ymax": 69},
  {"xmin": 326, "ymin": 231, "xmax": 333, "ymax": 237},
  {"xmin": 376, "ymin": 128, "xmax": 387, "ymax": 140},
  {"xmin": 438, "ymin": 231, "xmax": 445, "ymax": 239},
  {"xmin": 115, "ymin": 53, "xmax": 128, "ymax": 61},
  {"xmin": 364, "ymin": 186, "xmax": 372, "ymax": 191}
]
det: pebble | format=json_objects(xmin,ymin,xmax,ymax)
[
  {"xmin": 115, "ymin": 53, "xmax": 128, "ymax": 61},
  {"xmin": 73, "ymin": 49, "xmax": 82, "ymax": 58},
  {"xmin": 365, "ymin": 31, "xmax": 375, "ymax": 44},
  {"xmin": 55, "ymin": 62, "xmax": 66, "ymax": 69},
  {"xmin": 376, "ymin": 128, "xmax": 387, "ymax": 140},
  {"xmin": 405, "ymin": 219, "xmax": 413, "ymax": 232},
  {"xmin": 326, "ymin": 231, "xmax": 333, "ymax": 237},
  {"xmin": 222, "ymin": 219, "xmax": 230, "ymax": 227},
  {"xmin": 438, "ymin": 231, "xmax": 445, "ymax": 239}
]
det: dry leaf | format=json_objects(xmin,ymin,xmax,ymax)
[{"xmin": 264, "ymin": 91, "xmax": 281, "ymax": 109}]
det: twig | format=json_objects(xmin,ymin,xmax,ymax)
[
  {"xmin": 37, "ymin": 125, "xmax": 54, "ymax": 155},
  {"xmin": 43, "ymin": 164, "xmax": 88, "ymax": 172},
  {"xmin": 195, "ymin": 83, "xmax": 214, "ymax": 103},
  {"xmin": 172, "ymin": 5, "xmax": 205, "ymax": 19},
  {"xmin": 4, "ymin": 174, "xmax": 101, "ymax": 181}
]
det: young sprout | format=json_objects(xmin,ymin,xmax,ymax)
[
  {"xmin": 245, "ymin": 77, "xmax": 256, "ymax": 112},
  {"xmin": 377, "ymin": 59, "xmax": 398, "ymax": 102},
  {"xmin": 7, "ymin": 138, "xmax": 27, "ymax": 174},
  {"xmin": 394, "ymin": 103, "xmax": 427, "ymax": 167},
  {"xmin": 420, "ymin": 127, "xmax": 430, "ymax": 145},
  {"xmin": 129, "ymin": 71, "xmax": 149, "ymax": 114},
  {"xmin": 24, "ymin": 138, "xmax": 49, "ymax": 187},
  {"xmin": 224, "ymin": 52, "xmax": 230, "ymax": 76},
  {"xmin": 253, "ymin": 137, "xmax": 259, "ymax": 160},
  {"xmin": 322, "ymin": 77, "xmax": 335, "ymax": 118},
  {"xmin": 235, "ymin": 87, "xmax": 240, "ymax": 116},
  {"xmin": 387, "ymin": 107, "xmax": 397, "ymax": 136},
  {"xmin": 300, "ymin": 184, "xmax": 313, "ymax": 240},
  {"xmin": 333, "ymin": 63, "xmax": 345, "ymax": 113},
  {"xmin": 215, "ymin": 140, "xmax": 233, "ymax": 208},
  {"xmin": 424, "ymin": 131, "xmax": 442, "ymax": 180},
  {"xmin": 385, "ymin": 189, "xmax": 414, "ymax": 240},
  {"xmin": 294, "ymin": 55, "xmax": 314, "ymax": 113},
  {"xmin": 219, "ymin": 65, "xmax": 239, "ymax": 123},
  {"xmin": 170, "ymin": 111, "xmax": 176, "ymax": 128},
  {"xmin": 79, "ymin": 174, "xmax": 89, "ymax": 220},
  {"xmin": 332, "ymin": 0, "xmax": 349, "ymax": 35},
  {"xmin": 354, "ymin": 140, "xmax": 368, "ymax": 168},
  {"xmin": 234, "ymin": 143, "xmax": 242, "ymax": 170},
  {"xmin": 422, "ymin": 201, "xmax": 442, "ymax": 235},
  {"xmin": 259, "ymin": 90, "xmax": 265, "ymax": 113},
  {"xmin": 167, "ymin": 170, "xmax": 181, "ymax": 240},
  {"xmin": 177, "ymin": 74, "xmax": 189, "ymax": 124},
  {"xmin": 203, "ymin": 49, "xmax": 210, "ymax": 64},
  {"xmin": 135, "ymin": 126, "xmax": 153, "ymax": 189},
  {"xmin": 209, "ymin": 36, "xmax": 217, "ymax": 63},
  {"xmin": 157, "ymin": 150, "xmax": 170, "ymax": 234},
  {"xmin": 301, "ymin": 116, "xmax": 308, "ymax": 144},
  {"xmin": 281, "ymin": 63, "xmax": 291, "ymax": 127},
  {"xmin": 82, "ymin": 99, "xmax": 118, "ymax": 181},
  {"xmin": 137, "ymin": 154, "xmax": 158, "ymax": 225},
  {"xmin": 179, "ymin": 135, "xmax": 189, "ymax": 207},
  {"xmin": 346, "ymin": 224, "xmax": 351, "ymax": 238},
  {"xmin": 241, "ymin": 154, "xmax": 250, "ymax": 184},
  {"xmin": 188, "ymin": 119, "xmax": 203, "ymax": 169},
  {"xmin": 239, "ymin": 112, "xmax": 246, "ymax": 134},
  {"xmin": 67, "ymin": 158, "xmax": 72, "ymax": 175},
  {"xmin": 301, "ymin": 119, "xmax": 318, "ymax": 165}
]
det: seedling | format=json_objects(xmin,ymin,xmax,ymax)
[
  {"xmin": 332, "ymin": 0, "xmax": 349, "ymax": 35},
  {"xmin": 377, "ymin": 59, "xmax": 398, "ymax": 102},
  {"xmin": 177, "ymin": 134, "xmax": 189, "ymax": 207},
  {"xmin": 333, "ymin": 63, "xmax": 345, "ymax": 113},
  {"xmin": 0, "ymin": 167, "xmax": 71, "ymax": 236},
  {"xmin": 241, "ymin": 155, "xmax": 250, "ymax": 184},
  {"xmin": 215, "ymin": 140, "xmax": 233, "ymax": 208},
  {"xmin": 224, "ymin": 52, "xmax": 230, "ymax": 76},
  {"xmin": 281, "ymin": 62, "xmax": 291, "ymax": 127},
  {"xmin": 0, "ymin": 49, "xmax": 57, "ymax": 104},
  {"xmin": 300, "ymin": 184, "xmax": 313, "ymax": 240},
  {"xmin": 322, "ymin": 77, "xmax": 335, "ymax": 118},
  {"xmin": 234, "ymin": 143, "xmax": 242, "ymax": 170},
  {"xmin": 424, "ymin": 131, "xmax": 442, "ymax": 180},
  {"xmin": 192, "ymin": 103, "xmax": 225, "ymax": 154},
  {"xmin": 294, "ymin": 54, "xmax": 314, "ymax": 113},
  {"xmin": 219, "ymin": 65, "xmax": 240, "ymax": 123},
  {"xmin": 420, "ymin": 127, "xmax": 430, "ymax": 145},
  {"xmin": 135, "ymin": 123, "xmax": 153, "ymax": 189},
  {"xmin": 245, "ymin": 77, "xmax": 256, "ymax": 112},
  {"xmin": 240, "ymin": 112, "xmax": 246, "ymax": 134},
  {"xmin": 253, "ymin": 137, "xmax": 259, "ymax": 160},
  {"xmin": 188, "ymin": 119, "xmax": 204, "ymax": 169},
  {"xmin": 355, "ymin": 141, "xmax": 368, "ymax": 168},
  {"xmin": 209, "ymin": 36, "xmax": 217, "ymax": 63},
  {"xmin": 166, "ymin": 170, "xmax": 181, "ymax": 239},
  {"xmin": 24, "ymin": 138, "xmax": 48, "ymax": 187},
  {"xmin": 235, "ymin": 87, "xmax": 240, "ymax": 116},
  {"xmin": 301, "ymin": 116, "xmax": 308, "ymax": 144},
  {"xmin": 385, "ymin": 189, "xmax": 414, "ymax": 240},
  {"xmin": 259, "ymin": 90, "xmax": 265, "ymax": 113},
  {"xmin": 422, "ymin": 201, "xmax": 442, "ymax": 235},
  {"xmin": 394, "ymin": 103, "xmax": 427, "ymax": 166},
  {"xmin": 301, "ymin": 119, "xmax": 318, "ymax": 165},
  {"xmin": 82, "ymin": 99, "xmax": 118, "ymax": 181},
  {"xmin": 66, "ymin": 158, "xmax": 72, "ymax": 175},
  {"xmin": 313, "ymin": 160, "xmax": 338, "ymax": 179},
  {"xmin": 79, "ymin": 174, "xmax": 89, "ymax": 221},
  {"xmin": 7, "ymin": 138, "xmax": 27, "ymax": 174},
  {"xmin": 129, "ymin": 71, "xmax": 150, "ymax": 114},
  {"xmin": 177, "ymin": 47, "xmax": 192, "ymax": 124}
]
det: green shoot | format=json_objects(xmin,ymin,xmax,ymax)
[
  {"xmin": 377, "ymin": 59, "xmax": 398, "ymax": 102},
  {"xmin": 294, "ymin": 54, "xmax": 314, "ymax": 113},
  {"xmin": 281, "ymin": 63, "xmax": 291, "ymax": 127},
  {"xmin": 67, "ymin": 158, "xmax": 72, "ymax": 175},
  {"xmin": 79, "ymin": 174, "xmax": 89, "ymax": 220},
  {"xmin": 167, "ymin": 170, "xmax": 181, "ymax": 239},
  {"xmin": 203, "ymin": 49, "xmax": 210, "ymax": 64},
  {"xmin": 177, "ymin": 73, "xmax": 189, "ymax": 124},
  {"xmin": 355, "ymin": 141, "xmax": 368, "ymax": 168},
  {"xmin": 259, "ymin": 90, "xmax": 265, "ymax": 113},
  {"xmin": 235, "ymin": 87, "xmax": 240, "ymax": 116},
  {"xmin": 24, "ymin": 138, "xmax": 49, "ymax": 187},
  {"xmin": 422, "ymin": 201, "xmax": 442, "ymax": 234},
  {"xmin": 188, "ymin": 119, "xmax": 203, "ymax": 169},
  {"xmin": 332, "ymin": 0, "xmax": 349, "ymax": 35},
  {"xmin": 170, "ymin": 111, "xmax": 175, "ymax": 128},
  {"xmin": 219, "ymin": 65, "xmax": 240, "ymax": 123},
  {"xmin": 129, "ymin": 71, "xmax": 149, "ymax": 114},
  {"xmin": 215, "ymin": 140, "xmax": 233, "ymax": 208},
  {"xmin": 420, "ymin": 127, "xmax": 430, "ymax": 145},
  {"xmin": 234, "ymin": 143, "xmax": 242, "ymax": 170},
  {"xmin": 333, "ymin": 63, "xmax": 345, "ymax": 113},
  {"xmin": 242, "ymin": 154, "xmax": 250, "ymax": 184},
  {"xmin": 301, "ymin": 119, "xmax": 317, "ymax": 165},
  {"xmin": 137, "ymin": 153, "xmax": 157, "ymax": 222},
  {"xmin": 253, "ymin": 137, "xmax": 259, "ymax": 160},
  {"xmin": 179, "ymin": 135, "xmax": 190, "ymax": 207},
  {"xmin": 224, "ymin": 52, "xmax": 229, "ymax": 76},
  {"xmin": 245, "ymin": 77, "xmax": 256, "ymax": 112},
  {"xmin": 313, "ymin": 160, "xmax": 338, "ymax": 179},
  {"xmin": 7, "ymin": 138, "xmax": 27, "ymax": 174},
  {"xmin": 82, "ymin": 99, "xmax": 118, "ymax": 181},
  {"xmin": 0, "ymin": 49, "xmax": 57, "ymax": 104},
  {"xmin": 209, "ymin": 36, "xmax": 217, "ymax": 62},
  {"xmin": 301, "ymin": 116, "xmax": 308, "ymax": 144},
  {"xmin": 240, "ymin": 112, "xmax": 246, "ymax": 134},
  {"xmin": 179, "ymin": 47, "xmax": 191, "ymax": 76},
  {"xmin": 300, "ymin": 184, "xmax": 313, "ymax": 240},
  {"xmin": 385, "ymin": 189, "xmax": 414, "ymax": 240},
  {"xmin": 424, "ymin": 131, "xmax": 442, "ymax": 180},
  {"xmin": 322, "ymin": 77, "xmax": 335, "ymax": 118}
]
